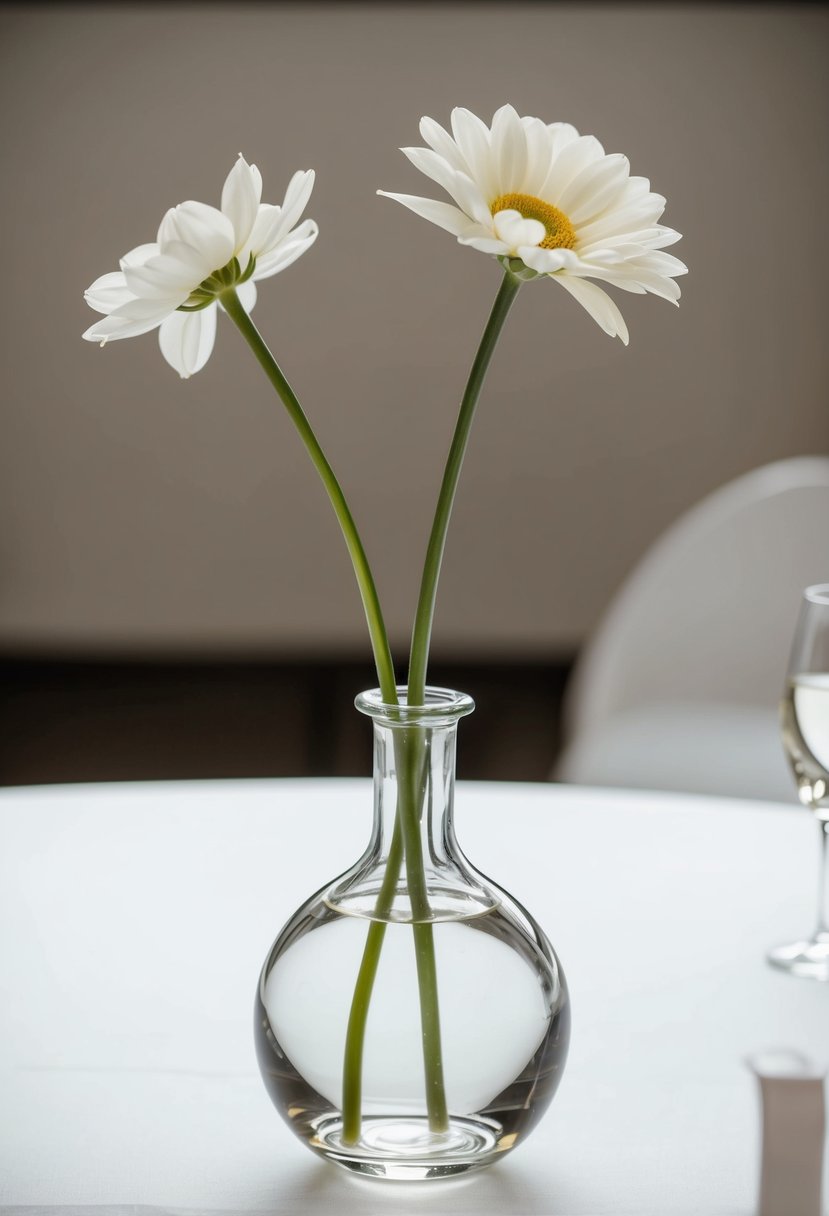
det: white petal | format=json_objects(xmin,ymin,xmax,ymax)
[
  {"xmin": 457, "ymin": 234, "xmax": 510, "ymax": 255},
  {"xmin": 401, "ymin": 145, "xmax": 454, "ymax": 190},
  {"xmin": 554, "ymin": 249, "xmax": 628, "ymax": 277},
  {"xmin": 377, "ymin": 191, "xmax": 475, "ymax": 236},
  {"xmin": 420, "ymin": 115, "xmax": 469, "ymax": 174},
  {"xmin": 577, "ymin": 247, "xmax": 626, "ymax": 267},
  {"xmin": 539, "ymin": 135, "xmax": 606, "ymax": 204},
  {"xmin": 589, "ymin": 278, "xmax": 647, "ymax": 295},
  {"xmin": 572, "ymin": 241, "xmax": 686, "ymax": 297},
  {"xmin": 156, "ymin": 201, "xmax": 235, "ymax": 274},
  {"xmin": 490, "ymin": 104, "xmax": 527, "ymax": 194},
  {"xmin": 521, "ymin": 117, "xmax": 556, "ymax": 196},
  {"xmin": 441, "ymin": 170, "xmax": 491, "ymax": 226},
  {"xmin": 518, "ymin": 245, "xmax": 572, "ymax": 273},
  {"xmin": 571, "ymin": 270, "xmax": 647, "ymax": 295},
  {"xmin": 84, "ymin": 271, "xmax": 133, "ymax": 314},
  {"xmin": 634, "ymin": 272, "xmax": 682, "ymax": 302},
  {"xmin": 604, "ymin": 176, "xmax": 654, "ymax": 213},
  {"xmin": 83, "ymin": 314, "xmax": 139, "ymax": 343},
  {"xmin": 122, "ymin": 252, "xmax": 203, "ymax": 299},
  {"xmin": 110, "ymin": 295, "xmax": 183, "ymax": 322},
  {"xmin": 575, "ymin": 195, "xmax": 668, "ymax": 247},
  {"xmin": 400, "ymin": 148, "xmax": 490, "ymax": 223},
  {"xmin": 493, "ymin": 209, "xmax": 545, "ymax": 250},
  {"xmin": 242, "ymin": 171, "xmax": 316, "ymax": 262},
  {"xmin": 449, "ymin": 108, "xmax": 497, "ymax": 197},
  {"xmin": 589, "ymin": 264, "xmax": 682, "ymax": 303},
  {"xmin": 547, "ymin": 123, "xmax": 582, "ymax": 156},
  {"xmin": 456, "ymin": 220, "xmax": 503, "ymax": 241},
  {"xmin": 158, "ymin": 304, "xmax": 218, "ymax": 378},
  {"xmin": 82, "ymin": 305, "xmax": 171, "ymax": 344},
  {"xmin": 156, "ymin": 209, "xmax": 179, "ymax": 249},
  {"xmin": 82, "ymin": 314, "xmax": 130, "ymax": 342},
  {"xmin": 554, "ymin": 276, "xmax": 629, "ymax": 344},
  {"xmin": 649, "ymin": 225, "xmax": 683, "ymax": 249},
  {"xmin": 240, "ymin": 204, "xmax": 283, "ymax": 264},
  {"xmin": 235, "ymin": 280, "xmax": 257, "ymax": 312},
  {"xmin": 150, "ymin": 240, "xmax": 215, "ymax": 284},
  {"xmin": 277, "ymin": 170, "xmax": 315, "ymax": 239},
  {"xmin": 119, "ymin": 243, "xmax": 159, "ymax": 270},
  {"xmin": 252, "ymin": 220, "xmax": 318, "ymax": 280},
  {"xmin": 579, "ymin": 226, "xmax": 682, "ymax": 255},
  {"xmin": 558, "ymin": 154, "xmax": 630, "ymax": 225},
  {"xmin": 635, "ymin": 249, "xmax": 688, "ymax": 277},
  {"xmin": 221, "ymin": 154, "xmax": 263, "ymax": 253}
]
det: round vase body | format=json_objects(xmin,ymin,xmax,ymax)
[{"xmin": 255, "ymin": 688, "xmax": 570, "ymax": 1180}]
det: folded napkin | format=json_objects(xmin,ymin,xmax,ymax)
[{"xmin": 747, "ymin": 1049, "xmax": 826, "ymax": 1216}]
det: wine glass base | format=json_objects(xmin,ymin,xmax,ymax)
[{"xmin": 766, "ymin": 937, "xmax": 829, "ymax": 981}]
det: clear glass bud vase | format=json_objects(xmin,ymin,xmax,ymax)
[{"xmin": 254, "ymin": 686, "xmax": 570, "ymax": 1180}]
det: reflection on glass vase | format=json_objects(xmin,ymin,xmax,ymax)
[{"xmin": 255, "ymin": 686, "xmax": 570, "ymax": 1180}]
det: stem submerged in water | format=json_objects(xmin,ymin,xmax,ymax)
[{"xmin": 341, "ymin": 727, "xmax": 448, "ymax": 1144}]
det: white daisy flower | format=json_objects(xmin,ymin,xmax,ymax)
[
  {"xmin": 83, "ymin": 155, "xmax": 318, "ymax": 377},
  {"xmin": 379, "ymin": 105, "xmax": 687, "ymax": 344}
]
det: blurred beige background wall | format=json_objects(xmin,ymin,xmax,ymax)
[{"xmin": 1, "ymin": 2, "xmax": 827, "ymax": 663}]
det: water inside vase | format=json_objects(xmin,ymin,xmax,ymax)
[{"xmin": 255, "ymin": 900, "xmax": 569, "ymax": 1176}]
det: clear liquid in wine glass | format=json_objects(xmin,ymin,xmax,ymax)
[{"xmin": 780, "ymin": 673, "xmax": 829, "ymax": 815}]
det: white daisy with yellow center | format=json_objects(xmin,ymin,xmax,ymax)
[
  {"xmin": 379, "ymin": 105, "xmax": 687, "ymax": 344},
  {"xmin": 83, "ymin": 155, "xmax": 318, "ymax": 377}
]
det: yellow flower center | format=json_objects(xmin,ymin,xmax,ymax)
[{"xmin": 490, "ymin": 192, "xmax": 577, "ymax": 250}]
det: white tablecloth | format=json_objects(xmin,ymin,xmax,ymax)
[{"xmin": 0, "ymin": 778, "xmax": 826, "ymax": 1215}]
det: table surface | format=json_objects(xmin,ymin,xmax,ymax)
[{"xmin": 1, "ymin": 777, "xmax": 827, "ymax": 1216}]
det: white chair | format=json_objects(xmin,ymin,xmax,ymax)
[{"xmin": 556, "ymin": 457, "xmax": 829, "ymax": 802}]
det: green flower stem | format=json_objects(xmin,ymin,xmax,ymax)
[
  {"xmin": 220, "ymin": 288, "xmax": 397, "ymax": 703},
  {"xmin": 399, "ymin": 733, "xmax": 448, "ymax": 1129},
  {"xmin": 340, "ymin": 821, "xmax": 402, "ymax": 1144},
  {"xmin": 381, "ymin": 269, "xmax": 522, "ymax": 1136},
  {"xmin": 348, "ymin": 267, "xmax": 524, "ymax": 1139},
  {"xmin": 341, "ymin": 732, "xmax": 446, "ymax": 1145},
  {"xmin": 221, "ymin": 287, "xmax": 445, "ymax": 1139},
  {"xmin": 407, "ymin": 269, "xmax": 522, "ymax": 703}
]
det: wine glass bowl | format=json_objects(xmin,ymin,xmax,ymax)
[
  {"xmin": 767, "ymin": 584, "xmax": 829, "ymax": 980},
  {"xmin": 780, "ymin": 671, "xmax": 829, "ymax": 814}
]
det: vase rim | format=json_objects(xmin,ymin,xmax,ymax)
[
  {"xmin": 804, "ymin": 583, "xmax": 829, "ymax": 605},
  {"xmin": 355, "ymin": 685, "xmax": 475, "ymax": 725}
]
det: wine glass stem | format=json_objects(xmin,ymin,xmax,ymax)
[{"xmin": 815, "ymin": 817, "xmax": 829, "ymax": 939}]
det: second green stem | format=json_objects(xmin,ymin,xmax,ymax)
[{"xmin": 407, "ymin": 270, "xmax": 522, "ymax": 702}]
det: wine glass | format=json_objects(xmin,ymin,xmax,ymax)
[{"xmin": 767, "ymin": 583, "xmax": 829, "ymax": 980}]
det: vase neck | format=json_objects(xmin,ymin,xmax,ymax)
[
  {"xmin": 326, "ymin": 687, "xmax": 496, "ymax": 922},
  {"xmin": 372, "ymin": 715, "xmax": 459, "ymax": 864}
]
